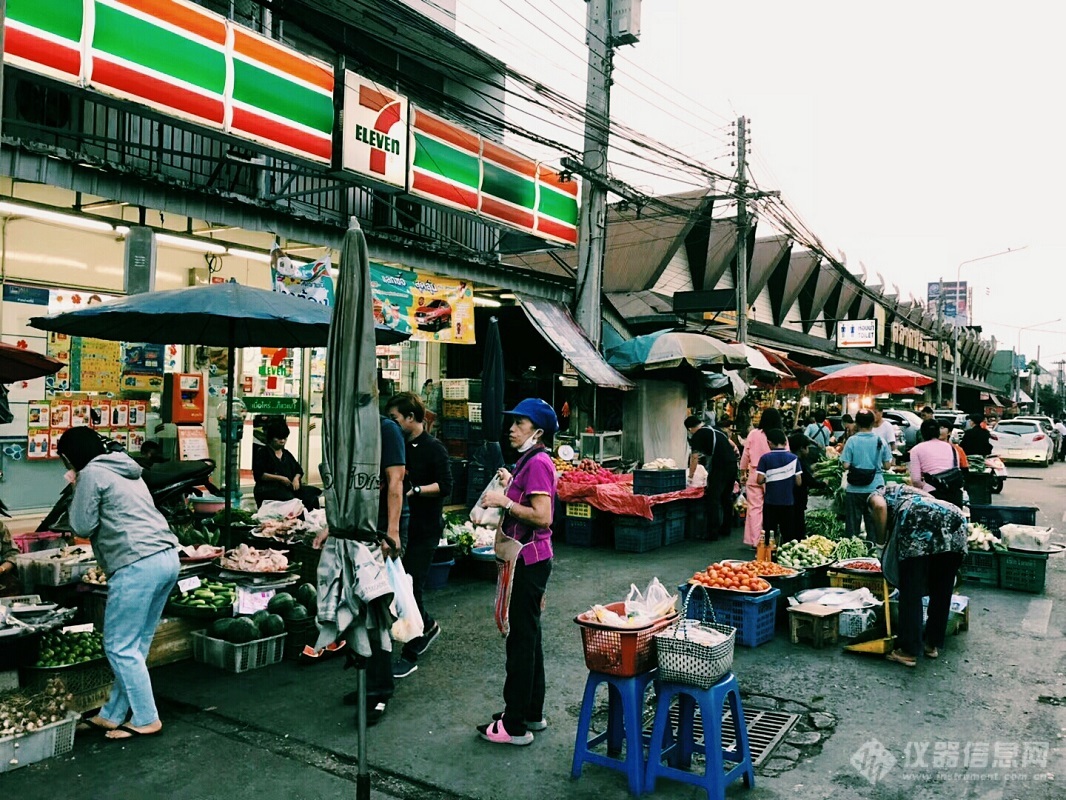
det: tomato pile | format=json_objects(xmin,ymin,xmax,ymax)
[
  {"xmin": 688, "ymin": 562, "xmax": 771, "ymax": 593},
  {"xmin": 744, "ymin": 560, "xmax": 797, "ymax": 577}
]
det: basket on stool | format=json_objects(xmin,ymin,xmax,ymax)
[
  {"xmin": 654, "ymin": 584, "xmax": 735, "ymax": 689},
  {"xmin": 574, "ymin": 602, "xmax": 678, "ymax": 677}
]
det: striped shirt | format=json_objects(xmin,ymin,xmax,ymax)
[{"xmin": 756, "ymin": 450, "xmax": 799, "ymax": 506}]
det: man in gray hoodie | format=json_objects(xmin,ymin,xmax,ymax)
[{"xmin": 59, "ymin": 427, "xmax": 178, "ymax": 740}]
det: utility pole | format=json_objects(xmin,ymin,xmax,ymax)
[
  {"xmin": 1034, "ymin": 346, "xmax": 1041, "ymax": 413},
  {"xmin": 735, "ymin": 116, "xmax": 749, "ymax": 345},
  {"xmin": 573, "ymin": 0, "xmax": 614, "ymax": 350},
  {"xmin": 935, "ymin": 277, "xmax": 943, "ymax": 407}
]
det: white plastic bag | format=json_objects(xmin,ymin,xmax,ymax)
[
  {"xmin": 623, "ymin": 577, "xmax": 677, "ymax": 622},
  {"xmin": 687, "ymin": 464, "xmax": 708, "ymax": 489},
  {"xmin": 255, "ymin": 498, "xmax": 305, "ymax": 521},
  {"xmin": 470, "ymin": 474, "xmax": 507, "ymax": 527},
  {"xmin": 385, "ymin": 557, "xmax": 424, "ymax": 643}
]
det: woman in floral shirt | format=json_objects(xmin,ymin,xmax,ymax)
[{"xmin": 868, "ymin": 483, "xmax": 967, "ymax": 668}]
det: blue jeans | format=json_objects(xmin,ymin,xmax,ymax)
[{"xmin": 101, "ymin": 548, "xmax": 179, "ymax": 726}]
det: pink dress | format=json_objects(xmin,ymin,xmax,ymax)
[{"xmin": 740, "ymin": 429, "xmax": 785, "ymax": 546}]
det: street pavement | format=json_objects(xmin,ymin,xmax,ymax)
[{"xmin": 2, "ymin": 464, "xmax": 1064, "ymax": 799}]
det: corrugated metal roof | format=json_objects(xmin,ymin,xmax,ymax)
[{"xmin": 501, "ymin": 190, "xmax": 712, "ymax": 290}]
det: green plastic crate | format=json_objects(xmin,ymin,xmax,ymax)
[
  {"xmin": 997, "ymin": 550, "xmax": 1048, "ymax": 594},
  {"xmin": 959, "ymin": 549, "xmax": 999, "ymax": 587}
]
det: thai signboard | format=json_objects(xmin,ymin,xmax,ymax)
[
  {"xmin": 5, "ymin": 0, "xmax": 334, "ymax": 163},
  {"xmin": 337, "ymin": 71, "xmax": 408, "ymax": 188},
  {"xmin": 370, "ymin": 263, "xmax": 475, "ymax": 345},
  {"xmin": 409, "ymin": 108, "xmax": 579, "ymax": 246}
]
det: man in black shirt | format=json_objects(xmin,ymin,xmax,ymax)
[
  {"xmin": 960, "ymin": 412, "xmax": 994, "ymax": 457},
  {"xmin": 385, "ymin": 392, "xmax": 453, "ymax": 679},
  {"xmin": 685, "ymin": 415, "xmax": 739, "ymax": 540}
]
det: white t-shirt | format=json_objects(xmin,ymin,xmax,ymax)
[{"xmin": 872, "ymin": 420, "xmax": 897, "ymax": 449}]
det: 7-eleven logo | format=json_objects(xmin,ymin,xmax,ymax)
[{"xmin": 353, "ymin": 83, "xmax": 406, "ymax": 179}]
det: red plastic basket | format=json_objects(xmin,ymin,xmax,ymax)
[{"xmin": 574, "ymin": 602, "xmax": 678, "ymax": 676}]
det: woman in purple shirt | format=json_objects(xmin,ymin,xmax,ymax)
[{"xmin": 476, "ymin": 398, "xmax": 558, "ymax": 746}]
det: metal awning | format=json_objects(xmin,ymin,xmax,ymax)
[
  {"xmin": 980, "ymin": 392, "xmax": 1006, "ymax": 407},
  {"xmin": 515, "ymin": 295, "xmax": 635, "ymax": 390}
]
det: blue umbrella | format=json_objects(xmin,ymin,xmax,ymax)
[{"xmin": 29, "ymin": 280, "xmax": 406, "ymax": 527}]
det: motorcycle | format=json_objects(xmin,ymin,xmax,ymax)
[
  {"xmin": 985, "ymin": 455, "xmax": 1007, "ymax": 494},
  {"xmin": 38, "ymin": 438, "xmax": 218, "ymax": 533}
]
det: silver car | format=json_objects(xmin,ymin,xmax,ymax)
[{"xmin": 991, "ymin": 419, "xmax": 1056, "ymax": 467}]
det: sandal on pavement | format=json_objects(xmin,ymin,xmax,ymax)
[
  {"xmin": 77, "ymin": 715, "xmax": 117, "ymax": 735},
  {"xmin": 492, "ymin": 711, "xmax": 547, "ymax": 731},
  {"xmin": 924, "ymin": 645, "xmax": 939, "ymax": 659},
  {"xmin": 477, "ymin": 719, "xmax": 533, "ymax": 746},
  {"xmin": 886, "ymin": 650, "xmax": 917, "ymax": 668},
  {"xmin": 106, "ymin": 723, "xmax": 164, "ymax": 740}
]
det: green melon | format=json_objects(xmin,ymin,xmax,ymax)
[
  {"xmin": 227, "ymin": 617, "xmax": 260, "ymax": 644},
  {"xmin": 260, "ymin": 614, "xmax": 286, "ymax": 637},
  {"xmin": 267, "ymin": 592, "xmax": 295, "ymax": 614},
  {"xmin": 251, "ymin": 609, "xmax": 271, "ymax": 627},
  {"xmin": 283, "ymin": 604, "xmax": 309, "ymax": 622},
  {"xmin": 208, "ymin": 617, "xmax": 236, "ymax": 640},
  {"xmin": 295, "ymin": 583, "xmax": 317, "ymax": 610}
]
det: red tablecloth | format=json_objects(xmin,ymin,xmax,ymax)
[{"xmin": 556, "ymin": 474, "xmax": 704, "ymax": 520}]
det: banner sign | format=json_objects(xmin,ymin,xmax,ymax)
[
  {"xmin": 927, "ymin": 280, "xmax": 968, "ymax": 326},
  {"xmin": 271, "ymin": 246, "xmax": 335, "ymax": 306},
  {"xmin": 338, "ymin": 70, "xmax": 408, "ymax": 188},
  {"xmin": 5, "ymin": 0, "xmax": 333, "ymax": 163},
  {"xmin": 836, "ymin": 319, "xmax": 877, "ymax": 349},
  {"xmin": 370, "ymin": 263, "xmax": 475, "ymax": 345},
  {"xmin": 409, "ymin": 108, "xmax": 579, "ymax": 246}
]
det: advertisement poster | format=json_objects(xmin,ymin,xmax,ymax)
[
  {"xmin": 72, "ymin": 337, "xmax": 122, "ymax": 393},
  {"xmin": 370, "ymin": 263, "xmax": 475, "ymax": 345},
  {"xmin": 271, "ymin": 246, "xmax": 334, "ymax": 306}
]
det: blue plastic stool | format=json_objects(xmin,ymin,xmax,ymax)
[
  {"xmin": 571, "ymin": 669, "xmax": 658, "ymax": 795},
  {"xmin": 644, "ymin": 672, "xmax": 755, "ymax": 799}
]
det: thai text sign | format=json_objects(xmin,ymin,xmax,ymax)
[{"xmin": 370, "ymin": 263, "xmax": 475, "ymax": 345}]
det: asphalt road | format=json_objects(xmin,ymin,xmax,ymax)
[{"xmin": 2, "ymin": 465, "xmax": 1064, "ymax": 800}]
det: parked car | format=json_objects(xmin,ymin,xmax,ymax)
[
  {"xmin": 990, "ymin": 419, "xmax": 1056, "ymax": 467},
  {"xmin": 1012, "ymin": 415, "xmax": 1062, "ymax": 451},
  {"xmin": 882, "ymin": 409, "xmax": 923, "ymax": 455},
  {"xmin": 414, "ymin": 299, "xmax": 452, "ymax": 332}
]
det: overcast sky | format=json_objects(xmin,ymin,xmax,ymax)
[{"xmin": 456, "ymin": 0, "xmax": 1066, "ymax": 374}]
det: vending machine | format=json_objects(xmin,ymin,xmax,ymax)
[{"xmin": 162, "ymin": 373, "xmax": 206, "ymax": 424}]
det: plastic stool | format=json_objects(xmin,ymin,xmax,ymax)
[
  {"xmin": 571, "ymin": 669, "xmax": 658, "ymax": 795},
  {"xmin": 644, "ymin": 672, "xmax": 755, "ymax": 799}
]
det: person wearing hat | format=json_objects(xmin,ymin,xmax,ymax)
[
  {"xmin": 475, "ymin": 398, "xmax": 558, "ymax": 746},
  {"xmin": 57, "ymin": 426, "xmax": 179, "ymax": 740}
]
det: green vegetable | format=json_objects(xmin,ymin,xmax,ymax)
[
  {"xmin": 805, "ymin": 509, "xmax": 845, "ymax": 541},
  {"xmin": 833, "ymin": 537, "xmax": 872, "ymax": 560}
]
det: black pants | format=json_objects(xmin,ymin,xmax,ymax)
[
  {"xmin": 709, "ymin": 475, "xmax": 735, "ymax": 539},
  {"xmin": 791, "ymin": 486, "xmax": 809, "ymax": 541},
  {"xmin": 365, "ymin": 633, "xmax": 394, "ymax": 705},
  {"xmin": 502, "ymin": 558, "xmax": 552, "ymax": 735},
  {"xmin": 401, "ymin": 517, "xmax": 440, "ymax": 660},
  {"xmin": 762, "ymin": 504, "xmax": 793, "ymax": 544},
  {"xmin": 896, "ymin": 551, "xmax": 964, "ymax": 659}
]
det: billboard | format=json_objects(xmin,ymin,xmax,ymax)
[
  {"xmin": 927, "ymin": 281, "xmax": 968, "ymax": 326},
  {"xmin": 836, "ymin": 319, "xmax": 877, "ymax": 348},
  {"xmin": 370, "ymin": 264, "xmax": 475, "ymax": 345}
]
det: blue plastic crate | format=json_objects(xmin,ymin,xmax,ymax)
[
  {"xmin": 661, "ymin": 515, "xmax": 686, "ymax": 546},
  {"xmin": 685, "ymin": 503, "xmax": 708, "ymax": 540},
  {"xmin": 449, "ymin": 458, "xmax": 467, "ymax": 505},
  {"xmin": 565, "ymin": 515, "xmax": 611, "ymax": 547},
  {"xmin": 442, "ymin": 419, "xmax": 470, "ymax": 440},
  {"xmin": 968, "ymin": 505, "xmax": 1038, "ymax": 535},
  {"xmin": 614, "ymin": 516, "xmax": 663, "ymax": 553},
  {"xmin": 679, "ymin": 584, "xmax": 780, "ymax": 647},
  {"xmin": 633, "ymin": 469, "xmax": 686, "ymax": 496}
]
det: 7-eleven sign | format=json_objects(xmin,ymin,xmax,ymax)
[{"xmin": 338, "ymin": 70, "xmax": 409, "ymax": 188}]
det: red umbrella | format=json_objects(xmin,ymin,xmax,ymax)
[
  {"xmin": 807, "ymin": 363, "xmax": 934, "ymax": 395},
  {"xmin": 0, "ymin": 341, "xmax": 64, "ymax": 383}
]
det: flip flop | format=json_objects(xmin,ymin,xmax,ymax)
[
  {"xmin": 106, "ymin": 724, "xmax": 164, "ymax": 740},
  {"xmin": 77, "ymin": 717, "xmax": 117, "ymax": 735}
]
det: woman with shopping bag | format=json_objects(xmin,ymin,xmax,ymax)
[{"xmin": 474, "ymin": 398, "xmax": 558, "ymax": 747}]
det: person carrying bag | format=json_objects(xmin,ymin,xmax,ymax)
[{"xmin": 473, "ymin": 398, "xmax": 559, "ymax": 747}]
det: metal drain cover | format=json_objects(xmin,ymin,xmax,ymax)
[{"xmin": 645, "ymin": 704, "xmax": 799, "ymax": 767}]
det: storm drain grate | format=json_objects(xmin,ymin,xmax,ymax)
[{"xmin": 643, "ymin": 703, "xmax": 799, "ymax": 767}]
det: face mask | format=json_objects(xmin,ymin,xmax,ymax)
[
  {"xmin": 516, "ymin": 430, "xmax": 543, "ymax": 453},
  {"xmin": 272, "ymin": 441, "xmax": 285, "ymax": 452}
]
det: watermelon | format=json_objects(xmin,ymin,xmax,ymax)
[
  {"xmin": 295, "ymin": 583, "xmax": 317, "ymax": 610},
  {"xmin": 209, "ymin": 618, "xmax": 236, "ymax": 640},
  {"xmin": 260, "ymin": 614, "xmax": 286, "ymax": 637},
  {"xmin": 227, "ymin": 617, "xmax": 260, "ymax": 644},
  {"xmin": 252, "ymin": 609, "xmax": 271, "ymax": 627},
  {"xmin": 267, "ymin": 592, "xmax": 295, "ymax": 615},
  {"xmin": 283, "ymin": 604, "xmax": 309, "ymax": 622}
]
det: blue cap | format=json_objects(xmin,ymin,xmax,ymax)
[{"xmin": 504, "ymin": 398, "xmax": 558, "ymax": 435}]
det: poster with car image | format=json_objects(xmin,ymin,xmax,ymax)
[{"xmin": 370, "ymin": 263, "xmax": 475, "ymax": 344}]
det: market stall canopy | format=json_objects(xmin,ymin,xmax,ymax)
[
  {"xmin": 0, "ymin": 342, "xmax": 64, "ymax": 383},
  {"xmin": 514, "ymin": 294, "xmax": 634, "ymax": 390},
  {"xmin": 980, "ymin": 392, "xmax": 1006, "ymax": 408},
  {"xmin": 737, "ymin": 344, "xmax": 791, "ymax": 378},
  {"xmin": 1013, "ymin": 389, "xmax": 1034, "ymax": 404},
  {"xmin": 28, "ymin": 281, "xmax": 406, "ymax": 347},
  {"xmin": 807, "ymin": 363, "xmax": 934, "ymax": 396},
  {"xmin": 606, "ymin": 330, "xmax": 748, "ymax": 373}
]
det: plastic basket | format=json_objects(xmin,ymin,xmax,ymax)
[
  {"xmin": 574, "ymin": 601, "xmax": 678, "ymax": 677},
  {"xmin": 441, "ymin": 419, "xmax": 469, "ymax": 440},
  {"xmin": 566, "ymin": 502, "xmax": 594, "ymax": 519},
  {"xmin": 827, "ymin": 570, "xmax": 889, "ymax": 594},
  {"xmin": 997, "ymin": 550, "xmax": 1048, "ymax": 594},
  {"xmin": 0, "ymin": 715, "xmax": 77, "ymax": 774},
  {"xmin": 441, "ymin": 400, "xmax": 469, "ymax": 419},
  {"xmin": 661, "ymin": 514, "xmax": 686, "ymax": 546},
  {"xmin": 959, "ymin": 549, "xmax": 999, "ymax": 587},
  {"xmin": 466, "ymin": 462, "xmax": 490, "ymax": 507},
  {"xmin": 685, "ymin": 503, "xmax": 708, "ymax": 540},
  {"xmin": 654, "ymin": 584, "xmax": 736, "ymax": 688},
  {"xmin": 565, "ymin": 515, "xmax": 611, "ymax": 548},
  {"xmin": 679, "ymin": 584, "xmax": 780, "ymax": 647},
  {"xmin": 425, "ymin": 559, "xmax": 454, "ymax": 590},
  {"xmin": 968, "ymin": 504, "xmax": 1038, "ymax": 535},
  {"xmin": 36, "ymin": 557, "xmax": 96, "ymax": 587},
  {"xmin": 467, "ymin": 402, "xmax": 482, "ymax": 423},
  {"xmin": 633, "ymin": 469, "xmax": 686, "ymax": 496},
  {"xmin": 20, "ymin": 661, "xmax": 114, "ymax": 714},
  {"xmin": 613, "ymin": 516, "xmax": 663, "ymax": 553},
  {"xmin": 467, "ymin": 424, "xmax": 483, "ymax": 441},
  {"xmin": 190, "ymin": 631, "xmax": 287, "ymax": 673},
  {"xmin": 963, "ymin": 472, "xmax": 993, "ymax": 506},
  {"xmin": 12, "ymin": 532, "xmax": 64, "ymax": 554},
  {"xmin": 441, "ymin": 379, "xmax": 481, "ymax": 401},
  {"xmin": 444, "ymin": 439, "xmax": 467, "ymax": 459}
]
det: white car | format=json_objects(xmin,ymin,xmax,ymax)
[
  {"xmin": 990, "ymin": 419, "xmax": 1056, "ymax": 467},
  {"xmin": 1013, "ymin": 415, "xmax": 1062, "ymax": 451}
]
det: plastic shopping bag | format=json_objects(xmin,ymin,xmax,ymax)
[
  {"xmin": 255, "ymin": 498, "xmax": 306, "ymax": 521},
  {"xmin": 687, "ymin": 464, "xmax": 708, "ymax": 489},
  {"xmin": 624, "ymin": 577, "xmax": 678, "ymax": 623},
  {"xmin": 469, "ymin": 474, "xmax": 507, "ymax": 527},
  {"xmin": 385, "ymin": 557, "xmax": 424, "ymax": 643}
]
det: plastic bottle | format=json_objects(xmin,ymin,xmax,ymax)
[{"xmin": 769, "ymin": 531, "xmax": 778, "ymax": 561}]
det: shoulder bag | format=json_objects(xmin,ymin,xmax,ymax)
[
  {"xmin": 923, "ymin": 446, "xmax": 964, "ymax": 494},
  {"xmin": 847, "ymin": 438, "xmax": 883, "ymax": 487}
]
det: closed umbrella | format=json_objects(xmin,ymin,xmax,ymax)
[
  {"xmin": 807, "ymin": 363, "xmax": 934, "ymax": 396},
  {"xmin": 469, "ymin": 316, "xmax": 505, "ymax": 497},
  {"xmin": 29, "ymin": 280, "xmax": 405, "ymax": 529}
]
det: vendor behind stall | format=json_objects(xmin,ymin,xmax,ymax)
[
  {"xmin": 0, "ymin": 517, "xmax": 19, "ymax": 596},
  {"xmin": 252, "ymin": 419, "xmax": 321, "ymax": 510}
]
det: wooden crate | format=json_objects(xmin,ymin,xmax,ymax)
[{"xmin": 147, "ymin": 617, "xmax": 208, "ymax": 668}]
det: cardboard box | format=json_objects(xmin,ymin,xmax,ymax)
[{"xmin": 147, "ymin": 617, "xmax": 208, "ymax": 668}]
